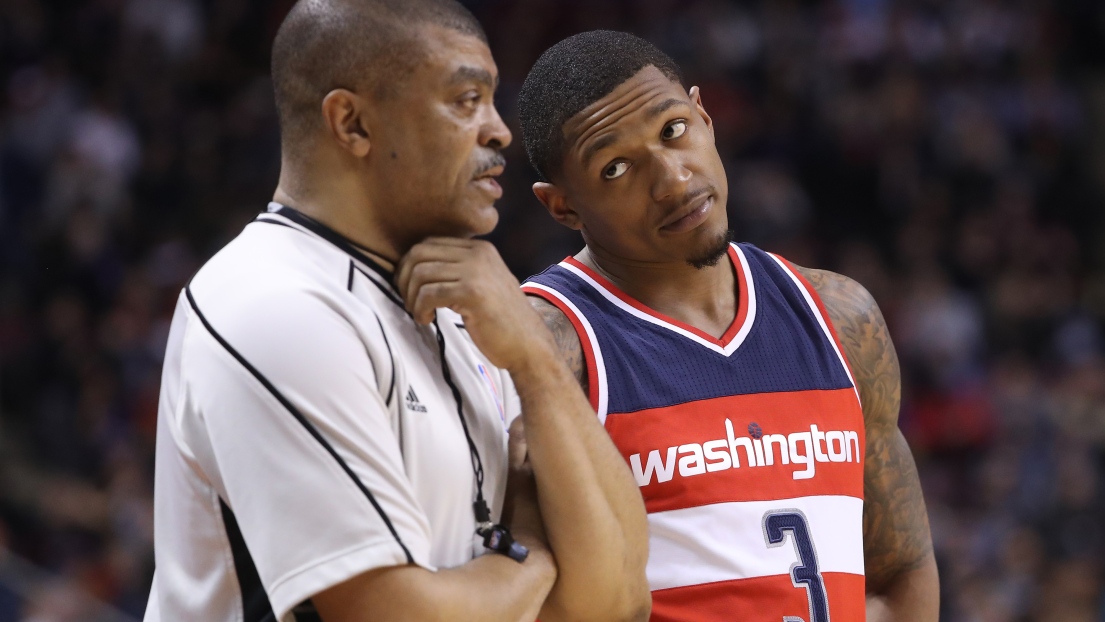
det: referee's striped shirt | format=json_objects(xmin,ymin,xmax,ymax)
[{"xmin": 144, "ymin": 204, "xmax": 520, "ymax": 622}]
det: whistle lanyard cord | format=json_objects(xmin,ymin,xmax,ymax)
[{"xmin": 432, "ymin": 318, "xmax": 491, "ymax": 523}]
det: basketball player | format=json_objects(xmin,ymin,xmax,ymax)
[
  {"xmin": 145, "ymin": 7, "xmax": 649, "ymax": 622},
  {"xmin": 517, "ymin": 31, "xmax": 939, "ymax": 621}
]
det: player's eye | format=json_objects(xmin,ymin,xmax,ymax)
[
  {"xmin": 603, "ymin": 161, "xmax": 630, "ymax": 180},
  {"xmin": 662, "ymin": 120, "xmax": 688, "ymax": 140}
]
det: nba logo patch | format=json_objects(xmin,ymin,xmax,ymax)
[{"xmin": 477, "ymin": 364, "xmax": 507, "ymax": 429}]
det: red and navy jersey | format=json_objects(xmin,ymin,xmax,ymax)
[{"xmin": 522, "ymin": 243, "xmax": 866, "ymax": 622}]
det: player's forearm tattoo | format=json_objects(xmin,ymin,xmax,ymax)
[
  {"xmin": 529, "ymin": 297, "xmax": 589, "ymax": 394},
  {"xmin": 795, "ymin": 266, "xmax": 935, "ymax": 593}
]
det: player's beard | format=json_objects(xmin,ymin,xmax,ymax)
[{"xmin": 687, "ymin": 229, "xmax": 734, "ymax": 269}]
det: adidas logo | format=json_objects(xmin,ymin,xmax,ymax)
[{"xmin": 405, "ymin": 386, "xmax": 427, "ymax": 413}]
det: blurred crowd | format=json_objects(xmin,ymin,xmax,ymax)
[{"xmin": 1, "ymin": 0, "xmax": 1103, "ymax": 620}]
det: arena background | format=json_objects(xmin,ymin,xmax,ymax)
[{"xmin": 1, "ymin": 0, "xmax": 1104, "ymax": 620}]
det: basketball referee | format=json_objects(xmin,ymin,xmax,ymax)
[{"xmin": 143, "ymin": 1, "xmax": 650, "ymax": 621}]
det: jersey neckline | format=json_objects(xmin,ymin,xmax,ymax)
[
  {"xmin": 559, "ymin": 244, "xmax": 756, "ymax": 356},
  {"xmin": 261, "ymin": 202, "xmax": 398, "ymax": 287}
]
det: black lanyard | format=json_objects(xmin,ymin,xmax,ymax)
[{"xmin": 432, "ymin": 318, "xmax": 528, "ymax": 563}]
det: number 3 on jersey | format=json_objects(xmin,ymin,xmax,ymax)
[{"xmin": 763, "ymin": 510, "xmax": 830, "ymax": 622}]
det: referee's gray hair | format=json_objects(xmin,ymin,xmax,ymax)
[{"xmin": 271, "ymin": 0, "xmax": 487, "ymax": 147}]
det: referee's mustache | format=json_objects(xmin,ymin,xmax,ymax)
[{"xmin": 473, "ymin": 151, "xmax": 507, "ymax": 179}]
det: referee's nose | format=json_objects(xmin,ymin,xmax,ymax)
[{"xmin": 481, "ymin": 104, "xmax": 512, "ymax": 151}]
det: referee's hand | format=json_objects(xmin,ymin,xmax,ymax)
[{"xmin": 396, "ymin": 238, "xmax": 557, "ymax": 372}]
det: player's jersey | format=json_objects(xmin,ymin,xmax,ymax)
[{"xmin": 522, "ymin": 243, "xmax": 866, "ymax": 622}]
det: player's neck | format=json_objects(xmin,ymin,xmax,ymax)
[{"xmin": 578, "ymin": 246, "xmax": 738, "ymax": 340}]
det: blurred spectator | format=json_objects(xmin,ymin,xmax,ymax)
[{"xmin": 1, "ymin": 0, "xmax": 1103, "ymax": 620}]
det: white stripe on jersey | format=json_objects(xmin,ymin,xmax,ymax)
[{"xmin": 646, "ymin": 495, "xmax": 865, "ymax": 591}]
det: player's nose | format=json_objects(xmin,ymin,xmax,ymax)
[{"xmin": 649, "ymin": 150, "xmax": 692, "ymax": 203}]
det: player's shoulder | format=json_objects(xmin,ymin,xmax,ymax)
[
  {"xmin": 787, "ymin": 262, "xmax": 879, "ymax": 326},
  {"xmin": 785, "ymin": 261, "xmax": 896, "ymax": 392},
  {"xmin": 526, "ymin": 295, "xmax": 587, "ymax": 387},
  {"xmin": 527, "ymin": 295, "xmax": 578, "ymax": 345}
]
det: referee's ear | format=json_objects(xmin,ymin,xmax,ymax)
[
  {"xmin": 533, "ymin": 182, "xmax": 582, "ymax": 231},
  {"xmin": 321, "ymin": 88, "xmax": 372, "ymax": 158}
]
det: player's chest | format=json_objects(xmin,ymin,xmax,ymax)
[{"xmin": 604, "ymin": 389, "xmax": 865, "ymax": 514}]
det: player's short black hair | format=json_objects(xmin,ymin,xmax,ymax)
[
  {"xmin": 272, "ymin": 0, "xmax": 486, "ymax": 147},
  {"xmin": 517, "ymin": 30, "xmax": 684, "ymax": 182}
]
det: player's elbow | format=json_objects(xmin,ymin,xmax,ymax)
[
  {"xmin": 606, "ymin": 577, "xmax": 652, "ymax": 622},
  {"xmin": 621, "ymin": 580, "xmax": 653, "ymax": 622},
  {"xmin": 867, "ymin": 552, "xmax": 940, "ymax": 621},
  {"xmin": 544, "ymin": 601, "xmax": 651, "ymax": 622},
  {"xmin": 542, "ymin": 573, "xmax": 651, "ymax": 622},
  {"xmin": 599, "ymin": 599, "xmax": 652, "ymax": 622},
  {"xmin": 612, "ymin": 547, "xmax": 653, "ymax": 622}
]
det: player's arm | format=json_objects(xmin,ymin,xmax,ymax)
[
  {"xmin": 526, "ymin": 295, "xmax": 658, "ymax": 614},
  {"xmin": 528, "ymin": 297, "xmax": 589, "ymax": 393},
  {"xmin": 396, "ymin": 239, "xmax": 651, "ymax": 622},
  {"xmin": 793, "ymin": 265, "xmax": 940, "ymax": 622}
]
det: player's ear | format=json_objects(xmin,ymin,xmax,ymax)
[
  {"xmin": 533, "ymin": 182, "xmax": 582, "ymax": 231},
  {"xmin": 321, "ymin": 89, "xmax": 371, "ymax": 158},
  {"xmin": 689, "ymin": 86, "xmax": 714, "ymax": 137}
]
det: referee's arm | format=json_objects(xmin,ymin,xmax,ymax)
[
  {"xmin": 395, "ymin": 239, "xmax": 653, "ymax": 622},
  {"xmin": 182, "ymin": 277, "xmax": 558, "ymax": 622},
  {"xmin": 314, "ymin": 549, "xmax": 557, "ymax": 622}
]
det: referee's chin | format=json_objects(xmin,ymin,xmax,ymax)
[
  {"xmin": 458, "ymin": 199, "xmax": 502, "ymax": 237},
  {"xmin": 426, "ymin": 199, "xmax": 500, "ymax": 240}
]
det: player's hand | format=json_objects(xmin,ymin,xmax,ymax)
[
  {"xmin": 501, "ymin": 417, "xmax": 546, "ymax": 545},
  {"xmin": 507, "ymin": 413, "xmax": 529, "ymax": 470},
  {"xmin": 396, "ymin": 238, "xmax": 556, "ymax": 372}
]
